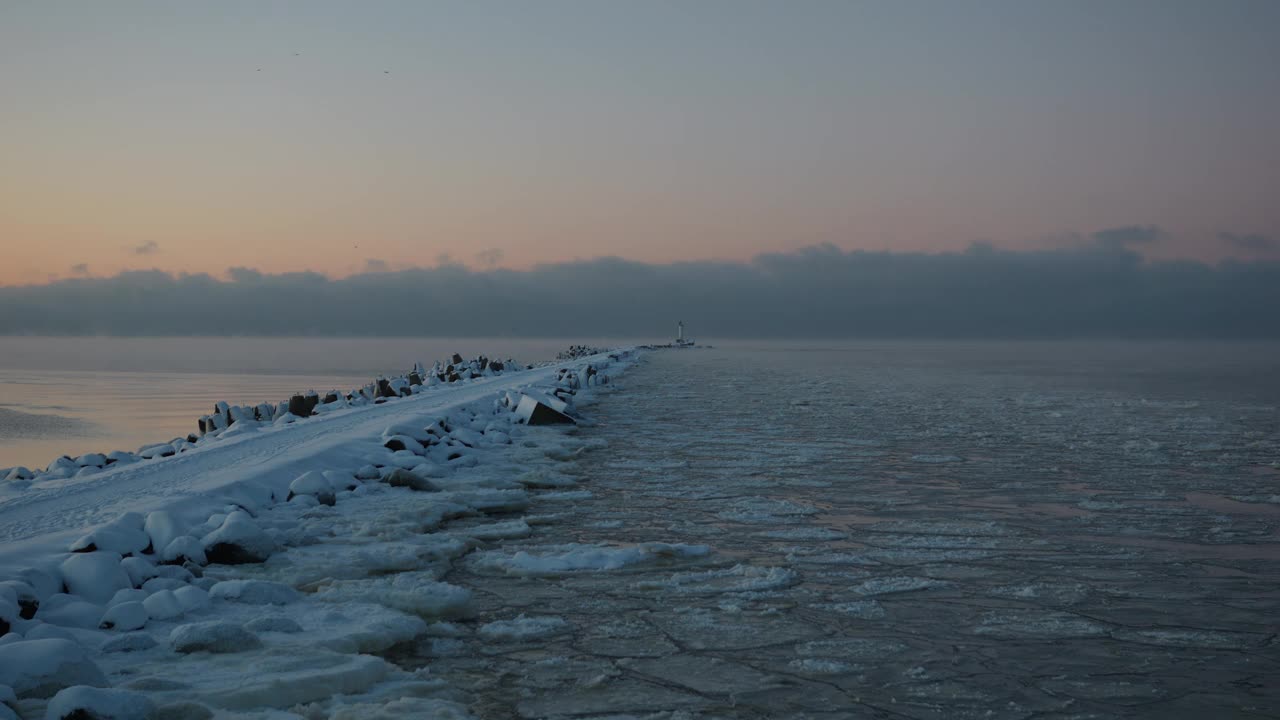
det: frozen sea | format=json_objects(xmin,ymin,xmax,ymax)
[{"xmin": 425, "ymin": 341, "xmax": 1280, "ymax": 718}]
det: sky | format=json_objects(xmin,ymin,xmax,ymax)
[{"xmin": 2, "ymin": 0, "xmax": 1278, "ymax": 290}]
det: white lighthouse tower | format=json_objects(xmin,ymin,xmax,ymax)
[{"xmin": 675, "ymin": 321, "xmax": 692, "ymax": 346}]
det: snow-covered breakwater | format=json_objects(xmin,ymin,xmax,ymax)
[
  {"xmin": 1, "ymin": 353, "xmax": 536, "ymax": 487},
  {"xmin": 0, "ymin": 348, "xmax": 632, "ymax": 719}
]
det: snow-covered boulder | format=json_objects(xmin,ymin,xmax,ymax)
[
  {"xmin": 288, "ymin": 471, "xmax": 336, "ymax": 506},
  {"xmin": 74, "ymin": 453, "xmax": 107, "ymax": 468},
  {"xmin": 60, "ymin": 552, "xmax": 131, "ymax": 605},
  {"xmin": 99, "ymin": 602, "xmax": 147, "ymax": 631},
  {"xmin": 244, "ymin": 616, "xmax": 302, "ymax": 633},
  {"xmin": 354, "ymin": 464, "xmax": 381, "ymax": 480},
  {"xmin": 514, "ymin": 394, "xmax": 575, "ymax": 426},
  {"xmin": 118, "ymin": 556, "xmax": 158, "ymax": 587},
  {"xmin": 322, "ymin": 470, "xmax": 357, "ymax": 491},
  {"xmin": 0, "ymin": 592, "xmax": 15, "ymax": 637},
  {"xmin": 4, "ymin": 466, "xmax": 33, "ymax": 482},
  {"xmin": 137, "ymin": 443, "xmax": 175, "ymax": 460},
  {"xmin": 200, "ymin": 511, "xmax": 276, "ymax": 565},
  {"xmin": 143, "ymin": 510, "xmax": 182, "ymax": 556},
  {"xmin": 106, "ymin": 589, "xmax": 147, "ymax": 607},
  {"xmin": 44, "ymin": 457, "xmax": 77, "ymax": 479},
  {"xmin": 383, "ymin": 423, "xmax": 431, "ymax": 444},
  {"xmin": 382, "ymin": 435, "xmax": 426, "ymax": 454},
  {"xmin": 45, "ymin": 685, "xmax": 156, "ymax": 720},
  {"xmin": 383, "ymin": 469, "xmax": 439, "ymax": 493},
  {"xmin": 142, "ymin": 590, "xmax": 184, "ymax": 621},
  {"xmin": 0, "ymin": 639, "xmax": 107, "ymax": 699},
  {"xmin": 173, "ymin": 585, "xmax": 210, "ymax": 613},
  {"xmin": 208, "ymin": 580, "xmax": 299, "ymax": 605},
  {"xmin": 69, "ymin": 513, "xmax": 151, "ymax": 555},
  {"xmin": 160, "ymin": 536, "xmax": 207, "ymax": 566},
  {"xmin": 99, "ymin": 633, "xmax": 157, "ymax": 654},
  {"xmin": 104, "ymin": 451, "xmax": 137, "ymax": 466},
  {"xmin": 0, "ymin": 582, "xmax": 38, "ymax": 622},
  {"xmin": 169, "ymin": 621, "xmax": 261, "ymax": 654}
]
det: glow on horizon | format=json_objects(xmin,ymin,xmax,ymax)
[{"xmin": 2, "ymin": 1, "xmax": 1278, "ymax": 286}]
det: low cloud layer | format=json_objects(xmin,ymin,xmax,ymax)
[
  {"xmin": 2, "ymin": 242, "xmax": 1277, "ymax": 338},
  {"xmin": 1220, "ymin": 232, "xmax": 1278, "ymax": 253}
]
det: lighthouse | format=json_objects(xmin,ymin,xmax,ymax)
[{"xmin": 677, "ymin": 321, "xmax": 684, "ymax": 343}]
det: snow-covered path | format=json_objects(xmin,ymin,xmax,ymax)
[{"xmin": 0, "ymin": 361, "xmax": 581, "ymax": 568}]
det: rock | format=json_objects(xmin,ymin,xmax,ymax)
[
  {"xmin": 286, "ymin": 394, "xmax": 311, "ymax": 418},
  {"xmin": 244, "ymin": 616, "xmax": 303, "ymax": 633},
  {"xmin": 0, "ymin": 581, "xmax": 38, "ymax": 621},
  {"xmin": 104, "ymin": 451, "xmax": 136, "ymax": 466},
  {"xmin": 142, "ymin": 590, "xmax": 183, "ymax": 621},
  {"xmin": 60, "ymin": 553, "xmax": 131, "ymax": 605},
  {"xmin": 383, "ymin": 469, "xmax": 440, "ymax": 492},
  {"xmin": 140, "ymin": 577, "xmax": 183, "ymax": 594},
  {"xmin": 323, "ymin": 470, "xmax": 357, "ymax": 490},
  {"xmin": 137, "ymin": 443, "xmax": 175, "ymax": 460},
  {"xmin": 514, "ymin": 395, "xmax": 576, "ymax": 426},
  {"xmin": 25, "ymin": 623, "xmax": 77, "ymax": 641},
  {"xmin": 169, "ymin": 621, "xmax": 261, "ymax": 654},
  {"xmin": 74, "ymin": 453, "xmax": 106, "ymax": 468},
  {"xmin": 119, "ymin": 556, "xmax": 158, "ymax": 587},
  {"xmin": 100, "ymin": 633, "xmax": 157, "ymax": 654},
  {"xmin": 142, "ymin": 511, "xmax": 182, "ymax": 558},
  {"xmin": 4, "ymin": 466, "xmax": 33, "ymax": 481},
  {"xmin": 160, "ymin": 536, "xmax": 207, "ymax": 566},
  {"xmin": 382, "ymin": 435, "xmax": 425, "ymax": 454},
  {"xmin": 46, "ymin": 685, "xmax": 157, "ymax": 720},
  {"xmin": 0, "ymin": 639, "xmax": 107, "ymax": 699},
  {"xmin": 208, "ymin": 580, "xmax": 299, "ymax": 605},
  {"xmin": 173, "ymin": 586, "xmax": 210, "ymax": 613},
  {"xmin": 69, "ymin": 513, "xmax": 150, "ymax": 556},
  {"xmin": 99, "ymin": 602, "xmax": 147, "ymax": 631},
  {"xmin": 288, "ymin": 471, "xmax": 336, "ymax": 506},
  {"xmin": 201, "ymin": 511, "xmax": 276, "ymax": 565}
]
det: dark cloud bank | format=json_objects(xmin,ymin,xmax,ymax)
[{"xmin": 2, "ymin": 241, "xmax": 1277, "ymax": 339}]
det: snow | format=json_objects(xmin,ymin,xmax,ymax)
[
  {"xmin": 141, "ymin": 589, "xmax": 184, "ymax": 620},
  {"xmin": 45, "ymin": 685, "xmax": 156, "ymax": 720},
  {"xmin": 169, "ymin": 621, "xmax": 263, "ymax": 653},
  {"xmin": 208, "ymin": 580, "xmax": 300, "ymax": 605},
  {"xmin": 0, "ymin": 638, "xmax": 107, "ymax": 699},
  {"xmin": 99, "ymin": 601, "xmax": 148, "ymax": 631},
  {"xmin": 59, "ymin": 553, "xmax": 131, "ymax": 605}
]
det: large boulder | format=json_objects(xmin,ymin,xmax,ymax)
[
  {"xmin": 514, "ymin": 395, "xmax": 576, "ymax": 426},
  {"xmin": 383, "ymin": 469, "xmax": 439, "ymax": 493},
  {"xmin": 170, "ymin": 621, "xmax": 261, "ymax": 654},
  {"xmin": 60, "ymin": 553, "xmax": 131, "ymax": 605},
  {"xmin": 201, "ymin": 511, "xmax": 277, "ymax": 565},
  {"xmin": 0, "ymin": 639, "xmax": 107, "ymax": 699},
  {"xmin": 45, "ymin": 685, "xmax": 156, "ymax": 720},
  {"xmin": 70, "ymin": 513, "xmax": 150, "ymax": 556}
]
